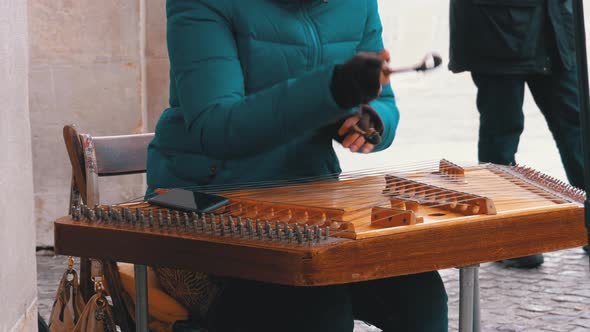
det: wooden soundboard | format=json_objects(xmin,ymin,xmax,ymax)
[{"xmin": 54, "ymin": 161, "xmax": 586, "ymax": 286}]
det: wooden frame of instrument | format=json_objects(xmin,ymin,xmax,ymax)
[{"xmin": 55, "ymin": 162, "xmax": 586, "ymax": 286}]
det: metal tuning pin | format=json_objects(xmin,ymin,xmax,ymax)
[
  {"xmin": 174, "ymin": 211, "xmax": 180, "ymax": 230},
  {"xmin": 314, "ymin": 225, "xmax": 320, "ymax": 242},
  {"xmin": 219, "ymin": 215, "xmax": 226, "ymax": 236},
  {"xmin": 95, "ymin": 206, "xmax": 102, "ymax": 222},
  {"xmin": 228, "ymin": 216, "xmax": 235, "ymax": 235},
  {"xmin": 274, "ymin": 221, "xmax": 281, "ymax": 240},
  {"xmin": 139, "ymin": 211, "xmax": 145, "ymax": 228},
  {"xmin": 254, "ymin": 219, "xmax": 260, "ymax": 235},
  {"xmin": 109, "ymin": 208, "xmax": 115, "ymax": 223},
  {"xmin": 129, "ymin": 213, "xmax": 136, "ymax": 226},
  {"xmin": 238, "ymin": 220, "xmax": 245, "ymax": 238},
  {"xmin": 190, "ymin": 212, "xmax": 198, "ymax": 232},
  {"xmin": 168, "ymin": 210, "xmax": 174, "ymax": 229},
  {"xmin": 180, "ymin": 212, "xmax": 186, "ymax": 230},
  {"xmin": 265, "ymin": 221, "xmax": 272, "ymax": 240},
  {"xmin": 166, "ymin": 211, "xmax": 172, "ymax": 229},
  {"xmin": 121, "ymin": 208, "xmax": 127, "ymax": 224},
  {"xmin": 91, "ymin": 207, "xmax": 96, "ymax": 222},
  {"xmin": 303, "ymin": 224, "xmax": 309, "ymax": 240},
  {"xmin": 324, "ymin": 227, "xmax": 330, "ymax": 240},
  {"xmin": 210, "ymin": 216, "xmax": 216, "ymax": 233},
  {"xmin": 246, "ymin": 219, "xmax": 253, "ymax": 238},
  {"xmin": 285, "ymin": 223, "xmax": 292, "ymax": 241},
  {"xmin": 256, "ymin": 220, "xmax": 263, "ymax": 239},
  {"xmin": 193, "ymin": 215, "xmax": 200, "ymax": 233},
  {"xmin": 208, "ymin": 214, "xmax": 215, "ymax": 233},
  {"xmin": 96, "ymin": 207, "xmax": 103, "ymax": 222},
  {"xmin": 285, "ymin": 224, "xmax": 293, "ymax": 243},
  {"xmin": 111, "ymin": 209, "xmax": 119, "ymax": 224},
  {"xmin": 157, "ymin": 210, "xmax": 163, "ymax": 229},
  {"xmin": 195, "ymin": 214, "xmax": 202, "ymax": 232},
  {"xmin": 148, "ymin": 209, "xmax": 154, "ymax": 228},
  {"xmin": 305, "ymin": 228, "xmax": 312, "ymax": 243},
  {"xmin": 72, "ymin": 206, "xmax": 80, "ymax": 221},
  {"xmin": 294, "ymin": 224, "xmax": 302, "ymax": 244}
]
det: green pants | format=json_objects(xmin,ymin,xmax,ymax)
[
  {"xmin": 471, "ymin": 68, "xmax": 584, "ymax": 189},
  {"xmin": 207, "ymin": 271, "xmax": 448, "ymax": 332}
]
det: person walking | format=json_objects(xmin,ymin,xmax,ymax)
[{"xmin": 449, "ymin": 0, "xmax": 586, "ymax": 268}]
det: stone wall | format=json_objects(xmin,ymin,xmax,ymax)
[
  {"xmin": 29, "ymin": 0, "xmax": 162, "ymax": 245},
  {"xmin": 0, "ymin": 0, "xmax": 38, "ymax": 330}
]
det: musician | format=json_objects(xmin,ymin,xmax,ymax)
[
  {"xmin": 449, "ymin": 0, "xmax": 587, "ymax": 268},
  {"xmin": 147, "ymin": 0, "xmax": 448, "ymax": 331}
]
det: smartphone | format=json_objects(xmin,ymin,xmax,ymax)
[{"xmin": 148, "ymin": 188, "xmax": 229, "ymax": 213}]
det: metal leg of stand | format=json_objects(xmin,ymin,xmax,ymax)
[
  {"xmin": 134, "ymin": 264, "xmax": 149, "ymax": 332},
  {"xmin": 473, "ymin": 266, "xmax": 480, "ymax": 332},
  {"xmin": 459, "ymin": 265, "xmax": 480, "ymax": 332}
]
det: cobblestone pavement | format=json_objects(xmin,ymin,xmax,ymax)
[{"xmin": 38, "ymin": 248, "xmax": 590, "ymax": 331}]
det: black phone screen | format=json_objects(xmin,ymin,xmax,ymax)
[{"xmin": 148, "ymin": 189, "xmax": 229, "ymax": 213}]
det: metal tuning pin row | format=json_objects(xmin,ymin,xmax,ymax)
[{"xmin": 70, "ymin": 205, "xmax": 334, "ymax": 245}]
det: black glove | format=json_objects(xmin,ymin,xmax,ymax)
[
  {"xmin": 356, "ymin": 104, "xmax": 384, "ymax": 145},
  {"xmin": 330, "ymin": 52, "xmax": 384, "ymax": 109}
]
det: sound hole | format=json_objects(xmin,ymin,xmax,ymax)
[{"xmin": 428, "ymin": 213, "xmax": 446, "ymax": 217}]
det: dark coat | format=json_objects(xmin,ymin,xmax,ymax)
[{"xmin": 449, "ymin": 0, "xmax": 575, "ymax": 74}]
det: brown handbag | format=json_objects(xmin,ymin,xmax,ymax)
[
  {"xmin": 73, "ymin": 281, "xmax": 118, "ymax": 332},
  {"xmin": 48, "ymin": 257, "xmax": 86, "ymax": 332}
]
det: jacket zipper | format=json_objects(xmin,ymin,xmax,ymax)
[{"xmin": 300, "ymin": 4, "xmax": 321, "ymax": 69}]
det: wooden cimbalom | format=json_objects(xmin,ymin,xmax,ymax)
[{"xmin": 54, "ymin": 160, "xmax": 586, "ymax": 286}]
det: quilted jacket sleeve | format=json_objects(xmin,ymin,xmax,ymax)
[
  {"xmin": 166, "ymin": 0, "xmax": 355, "ymax": 160},
  {"xmin": 356, "ymin": 0, "xmax": 400, "ymax": 152}
]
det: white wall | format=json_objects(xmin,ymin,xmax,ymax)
[{"xmin": 0, "ymin": 0, "xmax": 38, "ymax": 330}]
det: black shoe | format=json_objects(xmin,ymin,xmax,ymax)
[
  {"xmin": 498, "ymin": 254, "xmax": 544, "ymax": 269},
  {"xmin": 584, "ymin": 245, "xmax": 589, "ymax": 254}
]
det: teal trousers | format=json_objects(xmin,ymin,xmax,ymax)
[
  {"xmin": 207, "ymin": 271, "xmax": 448, "ymax": 332},
  {"xmin": 471, "ymin": 67, "xmax": 584, "ymax": 189}
]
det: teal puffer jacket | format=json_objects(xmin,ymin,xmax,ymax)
[{"xmin": 147, "ymin": 0, "xmax": 400, "ymax": 191}]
